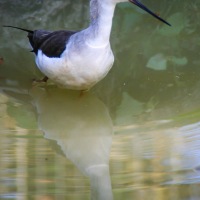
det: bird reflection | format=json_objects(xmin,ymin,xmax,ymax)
[{"xmin": 31, "ymin": 86, "xmax": 113, "ymax": 200}]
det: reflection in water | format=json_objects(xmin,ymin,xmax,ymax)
[
  {"xmin": 113, "ymin": 120, "xmax": 200, "ymax": 191},
  {"xmin": 30, "ymin": 87, "xmax": 113, "ymax": 200},
  {"xmin": 1, "ymin": 87, "xmax": 200, "ymax": 199}
]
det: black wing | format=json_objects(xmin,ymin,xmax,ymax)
[
  {"xmin": 3, "ymin": 25, "xmax": 77, "ymax": 58},
  {"xmin": 29, "ymin": 30, "xmax": 77, "ymax": 57}
]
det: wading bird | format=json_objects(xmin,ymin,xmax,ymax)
[{"xmin": 4, "ymin": 0, "xmax": 170, "ymax": 90}]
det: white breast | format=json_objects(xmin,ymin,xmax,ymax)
[{"xmin": 36, "ymin": 41, "xmax": 114, "ymax": 90}]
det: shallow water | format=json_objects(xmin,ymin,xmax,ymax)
[{"xmin": 1, "ymin": 0, "xmax": 200, "ymax": 199}]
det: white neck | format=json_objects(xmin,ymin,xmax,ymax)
[{"xmin": 86, "ymin": 0, "xmax": 116, "ymax": 47}]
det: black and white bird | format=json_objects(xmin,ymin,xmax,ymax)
[{"xmin": 4, "ymin": 0, "xmax": 170, "ymax": 90}]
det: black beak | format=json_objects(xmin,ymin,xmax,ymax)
[{"xmin": 129, "ymin": 0, "xmax": 171, "ymax": 26}]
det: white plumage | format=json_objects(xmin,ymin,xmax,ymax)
[{"xmin": 4, "ymin": 0, "xmax": 170, "ymax": 90}]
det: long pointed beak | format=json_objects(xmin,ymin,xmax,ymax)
[{"xmin": 129, "ymin": 0, "xmax": 171, "ymax": 26}]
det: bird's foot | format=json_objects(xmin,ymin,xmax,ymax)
[
  {"xmin": 33, "ymin": 76, "xmax": 49, "ymax": 83},
  {"xmin": 32, "ymin": 76, "xmax": 49, "ymax": 86},
  {"xmin": 79, "ymin": 89, "xmax": 89, "ymax": 98}
]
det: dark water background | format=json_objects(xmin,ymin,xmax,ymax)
[{"xmin": 1, "ymin": 0, "xmax": 200, "ymax": 199}]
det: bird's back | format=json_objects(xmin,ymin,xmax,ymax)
[
  {"xmin": 3, "ymin": 25, "xmax": 77, "ymax": 58},
  {"xmin": 29, "ymin": 30, "xmax": 77, "ymax": 57}
]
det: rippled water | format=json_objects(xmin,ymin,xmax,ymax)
[{"xmin": 1, "ymin": 0, "xmax": 200, "ymax": 199}]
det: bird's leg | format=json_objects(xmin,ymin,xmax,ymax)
[
  {"xmin": 32, "ymin": 76, "xmax": 49, "ymax": 83},
  {"xmin": 41, "ymin": 76, "xmax": 49, "ymax": 82},
  {"xmin": 32, "ymin": 76, "xmax": 49, "ymax": 87},
  {"xmin": 79, "ymin": 89, "xmax": 90, "ymax": 98}
]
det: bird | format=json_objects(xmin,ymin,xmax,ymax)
[{"xmin": 4, "ymin": 0, "xmax": 170, "ymax": 90}]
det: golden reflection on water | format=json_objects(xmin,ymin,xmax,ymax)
[
  {"xmin": 0, "ymin": 87, "xmax": 200, "ymax": 200},
  {"xmin": 31, "ymin": 87, "xmax": 113, "ymax": 200}
]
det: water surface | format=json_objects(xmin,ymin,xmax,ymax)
[{"xmin": 1, "ymin": 0, "xmax": 200, "ymax": 199}]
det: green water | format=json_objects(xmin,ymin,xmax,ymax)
[{"xmin": 1, "ymin": 0, "xmax": 200, "ymax": 199}]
